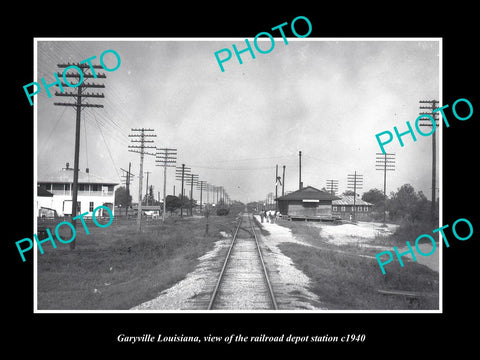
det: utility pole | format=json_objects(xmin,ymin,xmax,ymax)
[
  {"xmin": 210, "ymin": 185, "xmax": 217, "ymax": 205},
  {"xmin": 185, "ymin": 173, "xmax": 199, "ymax": 216},
  {"xmin": 206, "ymin": 183, "xmax": 210, "ymax": 204},
  {"xmin": 282, "ymin": 165, "xmax": 286, "ymax": 196},
  {"xmin": 298, "ymin": 150, "xmax": 303, "ymax": 190},
  {"xmin": 156, "ymin": 148, "xmax": 177, "ymax": 222},
  {"xmin": 144, "ymin": 171, "xmax": 151, "ymax": 206},
  {"xmin": 326, "ymin": 179, "xmax": 339, "ymax": 196},
  {"xmin": 128, "ymin": 128, "xmax": 156, "ymax": 231},
  {"xmin": 419, "ymin": 99, "xmax": 439, "ymax": 224},
  {"xmin": 375, "ymin": 153, "xmax": 395, "ymax": 226},
  {"xmin": 197, "ymin": 180, "xmax": 207, "ymax": 211},
  {"xmin": 175, "ymin": 164, "xmax": 191, "ymax": 218},
  {"xmin": 120, "ymin": 162, "xmax": 135, "ymax": 216},
  {"xmin": 275, "ymin": 165, "xmax": 279, "ymax": 211},
  {"xmin": 347, "ymin": 171, "xmax": 363, "ymax": 222},
  {"xmin": 54, "ymin": 62, "xmax": 106, "ymax": 250}
]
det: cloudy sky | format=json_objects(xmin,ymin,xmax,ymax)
[{"xmin": 35, "ymin": 38, "xmax": 440, "ymax": 204}]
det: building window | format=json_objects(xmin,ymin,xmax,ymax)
[
  {"xmin": 77, "ymin": 202, "xmax": 81, "ymax": 213},
  {"xmin": 91, "ymin": 184, "xmax": 99, "ymax": 192},
  {"xmin": 351, "ymin": 206, "xmax": 355, "ymax": 212},
  {"xmin": 89, "ymin": 201, "xmax": 94, "ymax": 212},
  {"xmin": 341, "ymin": 206, "xmax": 345, "ymax": 212},
  {"xmin": 357, "ymin": 206, "xmax": 362, "ymax": 212},
  {"xmin": 333, "ymin": 206, "xmax": 337, "ymax": 212},
  {"xmin": 78, "ymin": 184, "xmax": 85, "ymax": 191},
  {"xmin": 364, "ymin": 206, "xmax": 369, "ymax": 212}
]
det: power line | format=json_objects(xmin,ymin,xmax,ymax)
[
  {"xmin": 93, "ymin": 113, "xmax": 122, "ymax": 183},
  {"xmin": 38, "ymin": 105, "xmax": 68, "ymax": 158}
]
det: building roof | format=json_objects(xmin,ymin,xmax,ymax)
[
  {"xmin": 37, "ymin": 186, "xmax": 53, "ymax": 197},
  {"xmin": 276, "ymin": 186, "xmax": 340, "ymax": 201},
  {"xmin": 38, "ymin": 168, "xmax": 119, "ymax": 185},
  {"xmin": 332, "ymin": 195, "xmax": 373, "ymax": 206}
]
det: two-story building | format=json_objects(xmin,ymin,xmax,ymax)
[{"xmin": 37, "ymin": 163, "xmax": 118, "ymax": 217}]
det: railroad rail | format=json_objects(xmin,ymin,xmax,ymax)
[{"xmin": 207, "ymin": 212, "xmax": 278, "ymax": 310}]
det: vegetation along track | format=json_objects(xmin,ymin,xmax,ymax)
[{"xmin": 208, "ymin": 212, "xmax": 278, "ymax": 310}]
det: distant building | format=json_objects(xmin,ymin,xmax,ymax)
[
  {"xmin": 37, "ymin": 163, "xmax": 119, "ymax": 217},
  {"xmin": 276, "ymin": 186, "xmax": 340, "ymax": 221},
  {"xmin": 332, "ymin": 195, "xmax": 373, "ymax": 221}
]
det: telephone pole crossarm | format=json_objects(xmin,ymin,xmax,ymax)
[{"xmin": 53, "ymin": 60, "xmax": 106, "ymax": 250}]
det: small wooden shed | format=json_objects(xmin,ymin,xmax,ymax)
[{"xmin": 276, "ymin": 186, "xmax": 340, "ymax": 221}]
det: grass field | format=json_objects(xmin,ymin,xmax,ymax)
[
  {"xmin": 273, "ymin": 220, "xmax": 439, "ymax": 310},
  {"xmin": 36, "ymin": 213, "xmax": 239, "ymax": 310}
]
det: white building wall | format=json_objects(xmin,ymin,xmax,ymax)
[{"xmin": 40, "ymin": 193, "xmax": 116, "ymax": 217}]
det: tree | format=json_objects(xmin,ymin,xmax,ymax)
[
  {"xmin": 362, "ymin": 188, "xmax": 387, "ymax": 221},
  {"xmin": 342, "ymin": 190, "xmax": 355, "ymax": 196},
  {"xmin": 362, "ymin": 188, "xmax": 385, "ymax": 206},
  {"xmin": 165, "ymin": 195, "xmax": 182, "ymax": 212},
  {"xmin": 387, "ymin": 184, "xmax": 431, "ymax": 224},
  {"xmin": 115, "ymin": 186, "xmax": 132, "ymax": 215}
]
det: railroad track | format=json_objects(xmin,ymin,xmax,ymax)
[{"xmin": 207, "ymin": 212, "xmax": 278, "ymax": 310}]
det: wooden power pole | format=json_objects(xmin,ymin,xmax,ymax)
[
  {"xmin": 298, "ymin": 150, "xmax": 303, "ymax": 190},
  {"xmin": 347, "ymin": 171, "xmax": 363, "ymax": 222},
  {"xmin": 375, "ymin": 153, "xmax": 395, "ymax": 226},
  {"xmin": 275, "ymin": 165, "xmax": 278, "ymax": 211},
  {"xmin": 175, "ymin": 164, "xmax": 191, "ymax": 218},
  {"xmin": 196, "ymin": 180, "xmax": 207, "ymax": 211},
  {"xmin": 128, "ymin": 128, "xmax": 156, "ymax": 231},
  {"xmin": 156, "ymin": 148, "xmax": 177, "ymax": 222},
  {"xmin": 185, "ymin": 173, "xmax": 199, "ymax": 216},
  {"xmin": 419, "ymin": 99, "xmax": 439, "ymax": 223},
  {"xmin": 54, "ymin": 62, "xmax": 106, "ymax": 250},
  {"xmin": 120, "ymin": 162, "xmax": 135, "ymax": 216},
  {"xmin": 326, "ymin": 179, "xmax": 338, "ymax": 196}
]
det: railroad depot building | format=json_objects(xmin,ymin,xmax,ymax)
[
  {"xmin": 276, "ymin": 186, "xmax": 340, "ymax": 220},
  {"xmin": 332, "ymin": 195, "xmax": 373, "ymax": 221},
  {"xmin": 37, "ymin": 163, "xmax": 118, "ymax": 217}
]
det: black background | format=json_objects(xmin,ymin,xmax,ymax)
[{"xmin": 6, "ymin": 3, "xmax": 478, "ymax": 354}]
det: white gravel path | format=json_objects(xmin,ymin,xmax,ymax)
[
  {"xmin": 131, "ymin": 237, "xmax": 231, "ymax": 310},
  {"xmin": 254, "ymin": 216, "xmax": 326, "ymax": 310}
]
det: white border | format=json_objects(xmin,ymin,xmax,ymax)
[{"xmin": 33, "ymin": 37, "xmax": 442, "ymax": 314}]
